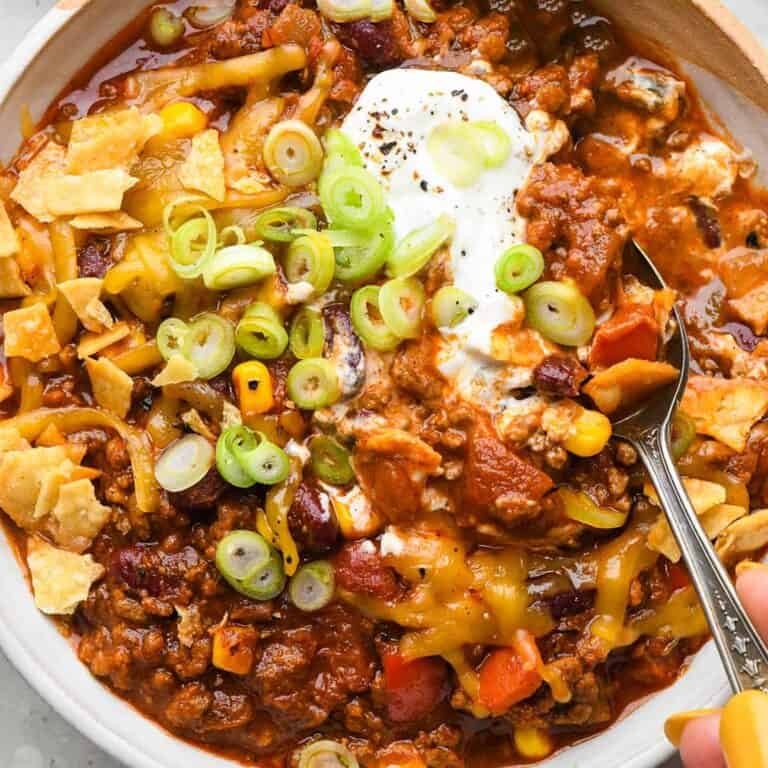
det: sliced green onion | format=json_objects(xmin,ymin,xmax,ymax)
[
  {"xmin": 427, "ymin": 122, "xmax": 487, "ymax": 187},
  {"xmin": 182, "ymin": 313, "xmax": 236, "ymax": 379},
  {"xmin": 319, "ymin": 166, "xmax": 385, "ymax": 232},
  {"xmin": 236, "ymin": 439, "xmax": 291, "ymax": 485},
  {"xmin": 216, "ymin": 530, "xmax": 271, "ymax": 582},
  {"xmin": 289, "ymin": 560, "xmax": 335, "ymax": 612},
  {"xmin": 170, "ymin": 213, "xmax": 218, "ymax": 279},
  {"xmin": 404, "ymin": 0, "xmax": 436, "ymax": 22},
  {"xmin": 202, "ymin": 244, "xmax": 276, "ymax": 291},
  {"xmin": 264, "ymin": 120, "xmax": 324, "ymax": 187},
  {"xmin": 157, "ymin": 318, "xmax": 190, "ymax": 361},
  {"xmin": 387, "ymin": 214, "xmax": 455, "ymax": 278},
  {"xmin": 334, "ymin": 215, "xmax": 394, "ymax": 284},
  {"xmin": 524, "ymin": 281, "xmax": 596, "ymax": 347},
  {"xmin": 253, "ymin": 207, "xmax": 317, "ymax": 243},
  {"xmin": 350, "ymin": 285, "xmax": 399, "ymax": 351},
  {"xmin": 287, "ymin": 358, "xmax": 341, "ymax": 410},
  {"xmin": 379, "ymin": 277, "xmax": 425, "ymax": 339},
  {"xmin": 473, "ymin": 121, "xmax": 512, "ymax": 168},
  {"xmin": 671, "ymin": 411, "xmax": 697, "ymax": 461},
  {"xmin": 285, "ymin": 232, "xmax": 335, "ymax": 297},
  {"xmin": 431, "ymin": 285, "xmax": 478, "ymax": 328},
  {"xmin": 148, "ymin": 7, "xmax": 184, "ymax": 47},
  {"xmin": 217, "ymin": 426, "xmax": 256, "ymax": 488},
  {"xmin": 218, "ymin": 225, "xmax": 247, "ymax": 247},
  {"xmin": 154, "ymin": 434, "xmax": 215, "ymax": 492},
  {"xmin": 290, "ymin": 307, "xmax": 325, "ymax": 359},
  {"xmin": 310, "ymin": 435, "xmax": 354, "ymax": 485},
  {"xmin": 495, "ymin": 244, "xmax": 544, "ymax": 295},
  {"xmin": 323, "ymin": 129, "xmax": 363, "ymax": 170},
  {"xmin": 216, "ymin": 530, "xmax": 285, "ymax": 600},
  {"xmin": 236, "ymin": 304, "xmax": 289, "ymax": 360},
  {"xmin": 298, "ymin": 740, "xmax": 360, "ymax": 768},
  {"xmin": 370, "ymin": 0, "xmax": 394, "ymax": 21}
]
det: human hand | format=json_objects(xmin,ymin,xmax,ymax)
[{"xmin": 665, "ymin": 564, "xmax": 768, "ymax": 768}]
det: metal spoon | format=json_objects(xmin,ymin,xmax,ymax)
[{"xmin": 612, "ymin": 240, "xmax": 768, "ymax": 694}]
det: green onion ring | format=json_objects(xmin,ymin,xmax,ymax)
[
  {"xmin": 157, "ymin": 317, "xmax": 190, "ymax": 361},
  {"xmin": 323, "ymin": 128, "xmax": 364, "ymax": 170},
  {"xmin": 254, "ymin": 207, "xmax": 318, "ymax": 243},
  {"xmin": 524, "ymin": 281, "xmax": 596, "ymax": 347},
  {"xmin": 215, "ymin": 530, "xmax": 272, "ymax": 585},
  {"xmin": 290, "ymin": 307, "xmax": 326, "ymax": 359},
  {"xmin": 218, "ymin": 225, "xmax": 247, "ymax": 247},
  {"xmin": 379, "ymin": 276, "xmax": 425, "ymax": 339},
  {"xmin": 217, "ymin": 425, "xmax": 258, "ymax": 488},
  {"xmin": 319, "ymin": 166, "xmax": 386, "ymax": 232},
  {"xmin": 334, "ymin": 214, "xmax": 394, "ymax": 284},
  {"xmin": 182, "ymin": 313, "xmax": 236, "ymax": 379},
  {"xmin": 236, "ymin": 439, "xmax": 291, "ymax": 485},
  {"xmin": 495, "ymin": 244, "xmax": 545, "ymax": 295},
  {"xmin": 284, "ymin": 232, "xmax": 335, "ymax": 297},
  {"xmin": 387, "ymin": 214, "xmax": 455, "ymax": 278},
  {"xmin": 431, "ymin": 285, "xmax": 478, "ymax": 328},
  {"xmin": 297, "ymin": 740, "xmax": 359, "ymax": 768},
  {"xmin": 286, "ymin": 358, "xmax": 341, "ymax": 410},
  {"xmin": 310, "ymin": 435, "xmax": 354, "ymax": 485},
  {"xmin": 289, "ymin": 560, "xmax": 335, "ymax": 612},
  {"xmin": 236, "ymin": 311, "xmax": 289, "ymax": 360},
  {"xmin": 202, "ymin": 243, "xmax": 276, "ymax": 291},
  {"xmin": 350, "ymin": 284, "xmax": 399, "ymax": 351}
]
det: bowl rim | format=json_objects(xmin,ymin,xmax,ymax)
[{"xmin": 0, "ymin": 1, "xmax": 761, "ymax": 767}]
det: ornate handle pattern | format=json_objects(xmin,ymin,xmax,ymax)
[{"xmin": 634, "ymin": 424, "xmax": 768, "ymax": 694}]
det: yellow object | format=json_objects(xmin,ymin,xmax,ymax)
[
  {"xmin": 721, "ymin": 691, "xmax": 768, "ymax": 768},
  {"xmin": 513, "ymin": 727, "xmax": 554, "ymax": 760},
  {"xmin": 564, "ymin": 408, "xmax": 612, "ymax": 457},
  {"xmin": 233, "ymin": 361, "xmax": 274, "ymax": 417},
  {"xmin": 735, "ymin": 560, "xmax": 768, "ymax": 577},
  {"xmin": 664, "ymin": 708, "xmax": 721, "ymax": 747},
  {"xmin": 159, "ymin": 102, "xmax": 208, "ymax": 141},
  {"xmin": 212, "ymin": 625, "xmax": 256, "ymax": 675}
]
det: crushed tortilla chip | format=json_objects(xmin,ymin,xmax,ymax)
[
  {"xmin": 357, "ymin": 428, "xmax": 442, "ymax": 472},
  {"xmin": 50, "ymin": 478, "xmax": 112, "ymax": 553},
  {"xmin": 645, "ymin": 478, "xmax": 735, "ymax": 562},
  {"xmin": 583, "ymin": 359, "xmax": 679, "ymax": 415},
  {"xmin": 181, "ymin": 408, "xmax": 217, "ymax": 441},
  {"xmin": 10, "ymin": 142, "xmax": 67, "ymax": 223},
  {"xmin": 35, "ymin": 459, "xmax": 77, "ymax": 520},
  {"xmin": 221, "ymin": 401, "xmax": 242, "ymax": 429},
  {"xmin": 729, "ymin": 284, "xmax": 768, "ymax": 336},
  {"xmin": 0, "ymin": 446, "xmax": 76, "ymax": 530},
  {"xmin": 152, "ymin": 354, "xmax": 198, "ymax": 387},
  {"xmin": 717, "ymin": 509, "xmax": 768, "ymax": 564},
  {"xmin": 69, "ymin": 211, "xmax": 143, "ymax": 233},
  {"xmin": 44, "ymin": 169, "xmax": 138, "ymax": 217},
  {"xmin": 27, "ymin": 537, "xmax": 104, "ymax": 615},
  {"xmin": 681, "ymin": 375, "xmax": 768, "ymax": 452},
  {"xmin": 77, "ymin": 321, "xmax": 131, "ymax": 359},
  {"xmin": 86, "ymin": 357, "xmax": 134, "ymax": 418},
  {"xmin": 58, "ymin": 277, "xmax": 114, "ymax": 332},
  {"xmin": 0, "ymin": 428, "xmax": 31, "ymax": 452},
  {"xmin": 0, "ymin": 200, "xmax": 20, "ymax": 259},
  {"xmin": 3, "ymin": 302, "xmax": 61, "ymax": 362},
  {"xmin": 66, "ymin": 108, "xmax": 162, "ymax": 174},
  {"xmin": 179, "ymin": 129, "xmax": 226, "ymax": 202},
  {"xmin": 0, "ymin": 257, "xmax": 31, "ymax": 298}
]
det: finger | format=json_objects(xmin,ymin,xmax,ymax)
[
  {"xmin": 678, "ymin": 713, "xmax": 726, "ymax": 768},
  {"xmin": 735, "ymin": 564, "xmax": 768, "ymax": 641}
]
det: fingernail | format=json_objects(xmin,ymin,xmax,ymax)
[
  {"xmin": 735, "ymin": 560, "xmax": 768, "ymax": 577},
  {"xmin": 721, "ymin": 691, "xmax": 768, "ymax": 768},
  {"xmin": 664, "ymin": 709, "xmax": 721, "ymax": 747}
]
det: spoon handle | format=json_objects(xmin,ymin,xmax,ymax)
[{"xmin": 634, "ymin": 423, "xmax": 768, "ymax": 694}]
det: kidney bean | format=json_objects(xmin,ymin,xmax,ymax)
[
  {"xmin": 111, "ymin": 544, "xmax": 201, "ymax": 598},
  {"xmin": 532, "ymin": 354, "xmax": 588, "ymax": 397},
  {"xmin": 77, "ymin": 236, "xmax": 114, "ymax": 278},
  {"xmin": 288, "ymin": 481, "xmax": 340, "ymax": 552},
  {"xmin": 169, "ymin": 467, "xmax": 228, "ymax": 512},
  {"xmin": 323, "ymin": 304, "xmax": 365, "ymax": 399},
  {"xmin": 334, "ymin": 20, "xmax": 403, "ymax": 68},
  {"xmin": 333, "ymin": 540, "xmax": 402, "ymax": 600}
]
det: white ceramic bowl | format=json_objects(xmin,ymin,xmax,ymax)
[{"xmin": 0, "ymin": 1, "xmax": 765, "ymax": 766}]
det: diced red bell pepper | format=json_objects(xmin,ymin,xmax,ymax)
[
  {"xmin": 478, "ymin": 631, "xmax": 544, "ymax": 715},
  {"xmin": 589, "ymin": 303, "xmax": 659, "ymax": 368},
  {"xmin": 382, "ymin": 653, "xmax": 450, "ymax": 723}
]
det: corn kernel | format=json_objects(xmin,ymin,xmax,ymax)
[
  {"xmin": 233, "ymin": 361, "xmax": 274, "ymax": 417},
  {"xmin": 159, "ymin": 101, "xmax": 208, "ymax": 141},
  {"xmin": 564, "ymin": 408, "xmax": 612, "ymax": 457},
  {"xmin": 513, "ymin": 727, "xmax": 553, "ymax": 760},
  {"xmin": 212, "ymin": 625, "xmax": 258, "ymax": 675}
]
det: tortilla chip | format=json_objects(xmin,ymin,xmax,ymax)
[
  {"xmin": 77, "ymin": 321, "xmax": 131, "ymax": 359},
  {"xmin": 86, "ymin": 356, "xmax": 134, "ymax": 418},
  {"xmin": 44, "ymin": 169, "xmax": 138, "ymax": 217},
  {"xmin": 681, "ymin": 375, "xmax": 768, "ymax": 452},
  {"xmin": 0, "ymin": 201, "xmax": 20, "ymax": 258},
  {"xmin": 221, "ymin": 401, "xmax": 242, "ymax": 429},
  {"xmin": 50, "ymin": 478, "xmax": 112, "ymax": 553},
  {"xmin": 69, "ymin": 212, "xmax": 143, "ymax": 233},
  {"xmin": 729, "ymin": 284, "xmax": 768, "ymax": 336},
  {"xmin": 179, "ymin": 129, "xmax": 226, "ymax": 202},
  {"xmin": 151, "ymin": 354, "xmax": 198, "ymax": 387},
  {"xmin": 35, "ymin": 459, "xmax": 78, "ymax": 520},
  {"xmin": 10, "ymin": 142, "xmax": 67, "ymax": 223},
  {"xmin": 3, "ymin": 302, "xmax": 61, "ymax": 362},
  {"xmin": 27, "ymin": 538, "xmax": 104, "ymax": 615},
  {"xmin": 57, "ymin": 277, "xmax": 114, "ymax": 332},
  {"xmin": 0, "ymin": 428, "xmax": 31, "ymax": 452},
  {"xmin": 181, "ymin": 408, "xmax": 217, "ymax": 441},
  {"xmin": 66, "ymin": 108, "xmax": 162, "ymax": 174},
  {"xmin": 0, "ymin": 446, "xmax": 75, "ymax": 530},
  {"xmin": 583, "ymin": 359, "xmax": 679, "ymax": 415},
  {"xmin": 717, "ymin": 509, "xmax": 768, "ymax": 564},
  {"xmin": 0, "ymin": 257, "xmax": 31, "ymax": 298}
]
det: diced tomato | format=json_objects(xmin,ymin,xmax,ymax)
[
  {"xmin": 666, "ymin": 561, "xmax": 692, "ymax": 591},
  {"xmin": 462, "ymin": 420, "xmax": 553, "ymax": 516},
  {"xmin": 478, "ymin": 632, "xmax": 544, "ymax": 715},
  {"xmin": 382, "ymin": 653, "xmax": 450, "ymax": 723},
  {"xmin": 589, "ymin": 303, "xmax": 659, "ymax": 368}
]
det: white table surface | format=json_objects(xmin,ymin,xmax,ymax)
[{"xmin": 2, "ymin": 0, "xmax": 768, "ymax": 766}]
